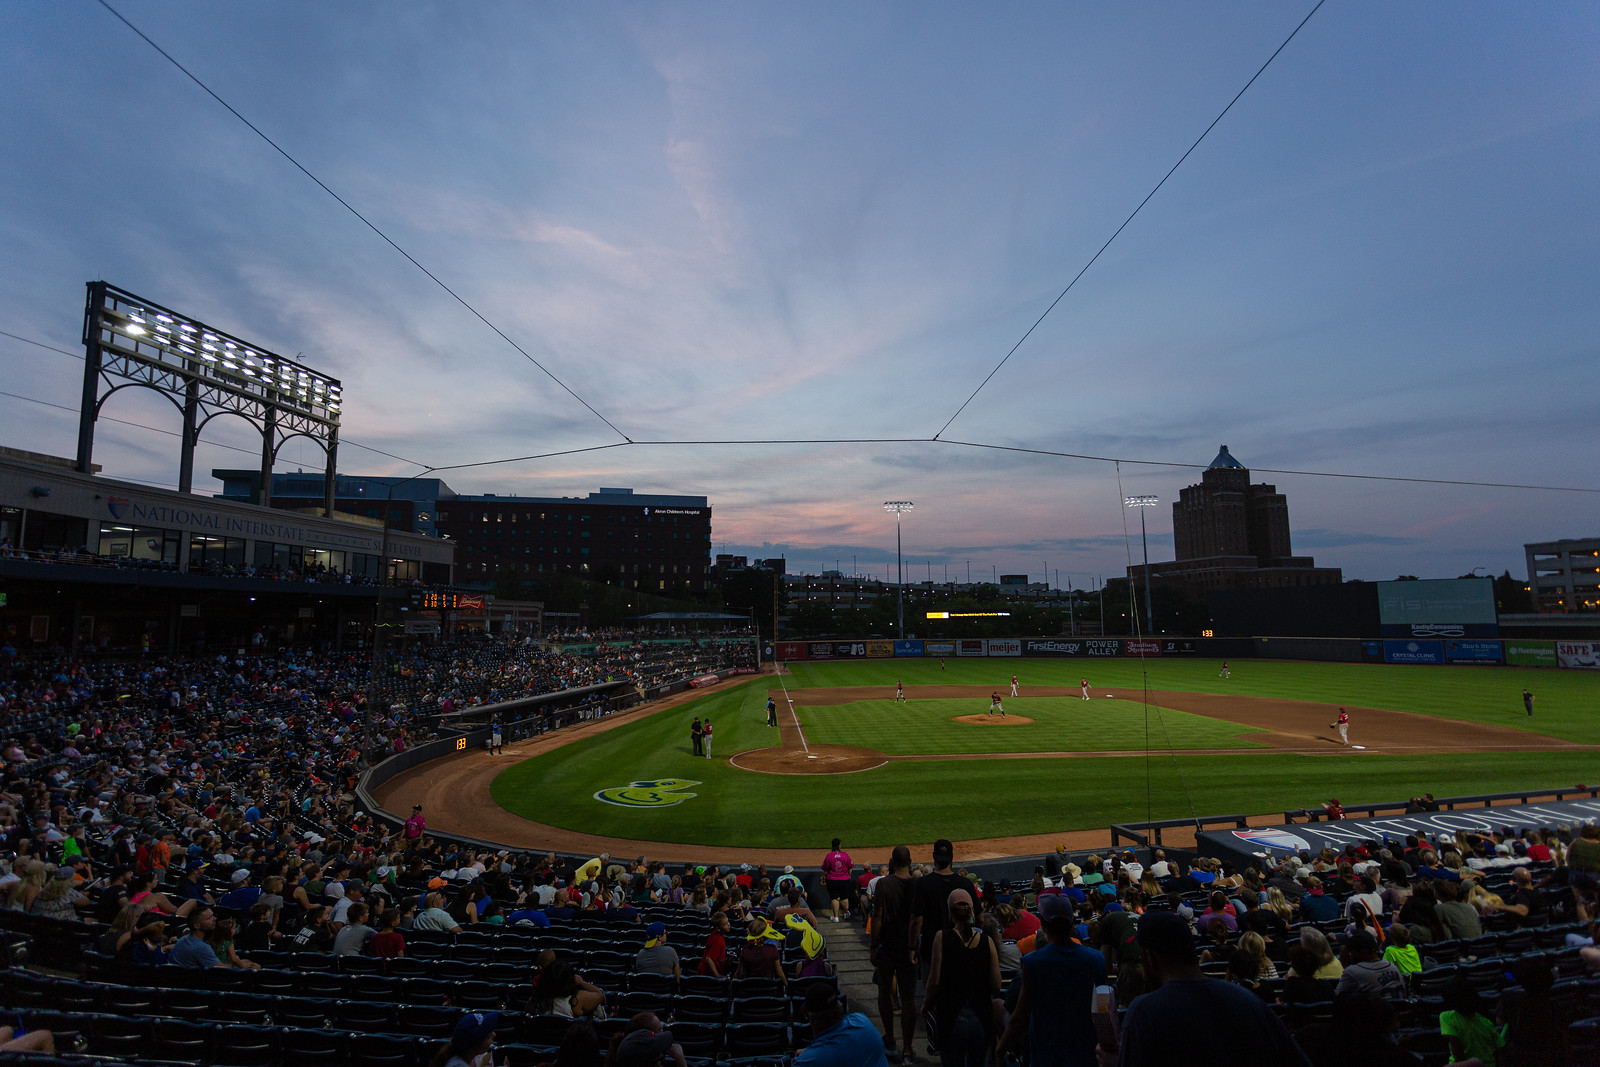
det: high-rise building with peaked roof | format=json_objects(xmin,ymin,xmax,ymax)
[{"xmin": 1130, "ymin": 445, "xmax": 1341, "ymax": 592}]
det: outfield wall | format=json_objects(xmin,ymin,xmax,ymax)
[{"xmin": 773, "ymin": 635, "xmax": 1597, "ymax": 669}]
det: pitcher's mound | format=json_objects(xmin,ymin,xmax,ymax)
[
  {"xmin": 952, "ymin": 714, "xmax": 1035, "ymax": 726},
  {"xmin": 730, "ymin": 745, "xmax": 888, "ymax": 775}
]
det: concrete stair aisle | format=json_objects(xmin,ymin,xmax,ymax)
[{"xmin": 825, "ymin": 915, "xmax": 909, "ymax": 1055}]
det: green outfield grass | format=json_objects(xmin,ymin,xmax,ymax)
[
  {"xmin": 787, "ymin": 657, "xmax": 1600, "ymax": 743},
  {"xmin": 487, "ymin": 658, "xmax": 1600, "ymax": 849},
  {"xmin": 797, "ymin": 697, "xmax": 1265, "ymax": 754}
]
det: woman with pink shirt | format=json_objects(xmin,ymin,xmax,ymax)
[{"xmin": 821, "ymin": 837, "xmax": 853, "ymax": 923}]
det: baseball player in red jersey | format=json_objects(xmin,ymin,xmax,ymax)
[
  {"xmin": 990, "ymin": 692, "xmax": 1005, "ymax": 718},
  {"xmin": 895, "ymin": 680, "xmax": 905, "ymax": 703},
  {"xmin": 1329, "ymin": 707, "xmax": 1350, "ymax": 746},
  {"xmin": 1080, "ymin": 678, "xmax": 1090, "ymax": 701},
  {"xmin": 1010, "ymin": 674, "xmax": 1019, "ymax": 697}
]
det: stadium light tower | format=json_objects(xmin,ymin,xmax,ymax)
[
  {"xmin": 1125, "ymin": 495, "xmax": 1158, "ymax": 632},
  {"xmin": 884, "ymin": 501, "xmax": 914, "ymax": 636}
]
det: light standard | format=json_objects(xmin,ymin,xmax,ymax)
[
  {"xmin": 1125, "ymin": 495, "xmax": 1158, "ymax": 633},
  {"xmin": 883, "ymin": 501, "xmax": 914, "ymax": 637}
]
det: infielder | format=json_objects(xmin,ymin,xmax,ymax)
[
  {"xmin": 895, "ymin": 681, "xmax": 905, "ymax": 703},
  {"xmin": 1329, "ymin": 707, "xmax": 1350, "ymax": 746},
  {"xmin": 1010, "ymin": 674, "xmax": 1019, "ymax": 697},
  {"xmin": 1080, "ymin": 678, "xmax": 1090, "ymax": 701}
]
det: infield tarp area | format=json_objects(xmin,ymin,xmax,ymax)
[{"xmin": 1198, "ymin": 797, "xmax": 1600, "ymax": 867}]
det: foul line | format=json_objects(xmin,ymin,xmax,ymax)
[{"xmin": 774, "ymin": 672, "xmax": 810, "ymax": 755}]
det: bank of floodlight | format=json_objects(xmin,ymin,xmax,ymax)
[{"xmin": 79, "ymin": 281, "xmax": 342, "ymax": 510}]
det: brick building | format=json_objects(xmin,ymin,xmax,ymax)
[{"xmin": 436, "ymin": 488, "xmax": 711, "ymax": 591}]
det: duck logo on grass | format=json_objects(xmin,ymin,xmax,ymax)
[{"xmin": 594, "ymin": 779, "xmax": 702, "ymax": 808}]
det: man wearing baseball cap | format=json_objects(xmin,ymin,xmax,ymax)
[
  {"xmin": 635, "ymin": 922, "xmax": 681, "ymax": 979},
  {"xmin": 1095, "ymin": 911, "xmax": 1308, "ymax": 1066}
]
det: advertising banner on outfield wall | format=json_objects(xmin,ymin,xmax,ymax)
[
  {"xmin": 924, "ymin": 641, "xmax": 956, "ymax": 656},
  {"xmin": 1444, "ymin": 640, "xmax": 1503, "ymax": 663},
  {"xmin": 807, "ymin": 642, "xmax": 834, "ymax": 659},
  {"xmin": 1161, "ymin": 640, "xmax": 1198, "ymax": 654},
  {"xmin": 1125, "ymin": 640, "xmax": 1162, "ymax": 656},
  {"xmin": 866, "ymin": 641, "xmax": 894, "ymax": 658},
  {"xmin": 987, "ymin": 639, "xmax": 1022, "ymax": 656},
  {"xmin": 1505, "ymin": 641, "xmax": 1557, "ymax": 668},
  {"xmin": 1020, "ymin": 638, "xmax": 1124, "ymax": 657},
  {"xmin": 894, "ymin": 641, "xmax": 924, "ymax": 657},
  {"xmin": 957, "ymin": 640, "xmax": 987, "ymax": 657},
  {"xmin": 1557, "ymin": 641, "xmax": 1600, "ymax": 670},
  {"xmin": 1198, "ymin": 797, "xmax": 1600, "ymax": 867},
  {"xmin": 1384, "ymin": 639, "xmax": 1445, "ymax": 664},
  {"xmin": 776, "ymin": 642, "xmax": 809, "ymax": 661}
]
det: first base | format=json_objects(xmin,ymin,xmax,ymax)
[{"xmin": 1351, "ymin": 745, "xmax": 1367, "ymax": 750}]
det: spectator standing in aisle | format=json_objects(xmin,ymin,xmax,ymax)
[
  {"xmin": 822, "ymin": 838, "xmax": 854, "ymax": 923},
  {"xmin": 870, "ymin": 845, "xmax": 918, "ymax": 1062},
  {"xmin": 910, "ymin": 840, "xmax": 979, "ymax": 975},
  {"xmin": 921, "ymin": 887, "xmax": 999, "ymax": 1067},
  {"xmin": 404, "ymin": 806, "xmax": 426, "ymax": 850}
]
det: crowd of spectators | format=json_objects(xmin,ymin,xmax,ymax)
[
  {"xmin": 1, "ymin": 625, "xmax": 1595, "ymax": 1066},
  {"xmin": 840, "ymin": 830, "xmax": 1599, "ymax": 1067}
]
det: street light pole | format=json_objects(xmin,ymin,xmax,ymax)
[
  {"xmin": 883, "ymin": 501, "xmax": 914, "ymax": 637},
  {"xmin": 1125, "ymin": 495, "xmax": 1158, "ymax": 634}
]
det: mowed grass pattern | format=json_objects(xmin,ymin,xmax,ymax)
[
  {"xmin": 797, "ymin": 697, "xmax": 1264, "ymax": 754},
  {"xmin": 490, "ymin": 658, "xmax": 1600, "ymax": 849},
  {"xmin": 787, "ymin": 657, "xmax": 1600, "ymax": 743}
]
